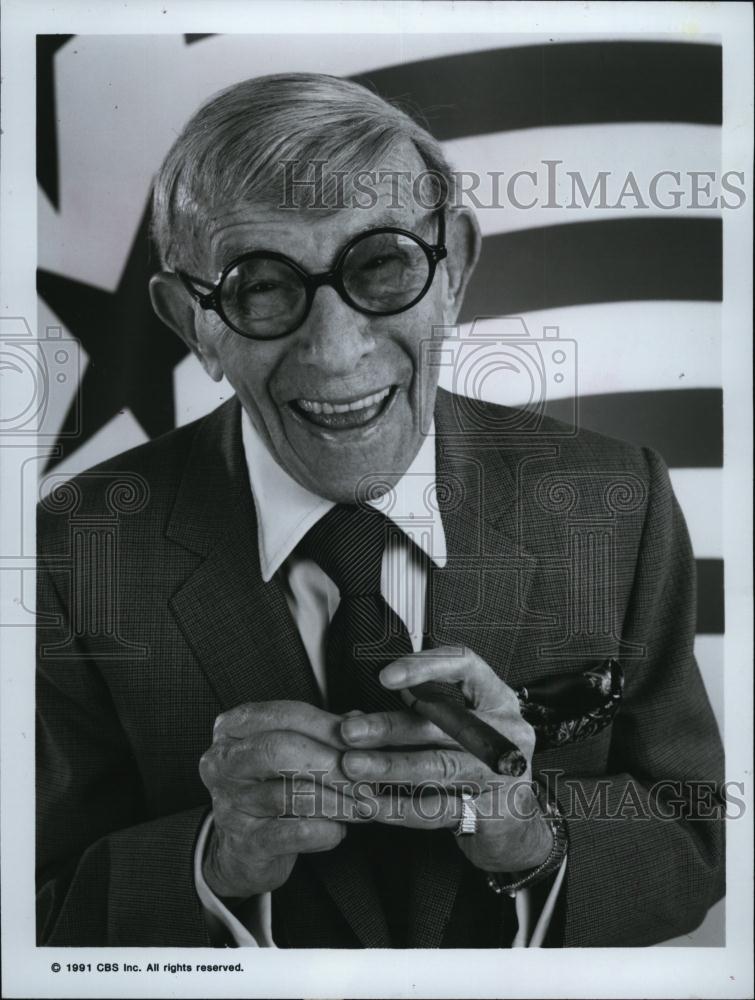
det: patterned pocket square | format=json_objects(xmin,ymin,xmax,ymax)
[{"xmin": 517, "ymin": 658, "xmax": 624, "ymax": 749}]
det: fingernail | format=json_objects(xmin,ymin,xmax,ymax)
[
  {"xmin": 381, "ymin": 665, "xmax": 407, "ymax": 687},
  {"xmin": 341, "ymin": 717, "xmax": 371, "ymax": 742},
  {"xmin": 343, "ymin": 752, "xmax": 382, "ymax": 778}
]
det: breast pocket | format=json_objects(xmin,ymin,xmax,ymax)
[
  {"xmin": 521, "ymin": 657, "xmax": 623, "ymax": 751},
  {"xmin": 533, "ymin": 720, "xmax": 615, "ymax": 779}
]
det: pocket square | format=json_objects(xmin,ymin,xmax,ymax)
[{"xmin": 517, "ymin": 658, "xmax": 624, "ymax": 749}]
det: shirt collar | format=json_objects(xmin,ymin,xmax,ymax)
[{"xmin": 240, "ymin": 406, "xmax": 447, "ymax": 582}]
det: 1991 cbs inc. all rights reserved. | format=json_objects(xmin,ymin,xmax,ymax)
[{"xmin": 49, "ymin": 961, "xmax": 244, "ymax": 975}]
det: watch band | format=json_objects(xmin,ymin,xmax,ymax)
[{"xmin": 486, "ymin": 794, "xmax": 568, "ymax": 898}]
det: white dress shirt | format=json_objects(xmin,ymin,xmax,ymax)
[{"xmin": 194, "ymin": 405, "xmax": 565, "ymax": 947}]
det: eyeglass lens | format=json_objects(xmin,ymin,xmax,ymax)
[
  {"xmin": 221, "ymin": 259, "xmax": 307, "ymax": 338},
  {"xmin": 220, "ymin": 229, "xmax": 432, "ymax": 338}
]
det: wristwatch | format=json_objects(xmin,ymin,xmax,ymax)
[{"xmin": 486, "ymin": 791, "xmax": 568, "ymax": 898}]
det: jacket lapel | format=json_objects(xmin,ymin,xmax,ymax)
[
  {"xmin": 167, "ymin": 398, "xmax": 321, "ymax": 710},
  {"xmin": 429, "ymin": 389, "xmax": 559, "ymax": 683},
  {"xmin": 166, "ymin": 398, "xmax": 390, "ymax": 947}
]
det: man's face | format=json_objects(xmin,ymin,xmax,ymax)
[{"xmin": 167, "ymin": 145, "xmax": 474, "ymax": 502}]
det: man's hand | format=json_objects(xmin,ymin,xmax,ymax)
[
  {"xmin": 199, "ymin": 701, "xmax": 368, "ymax": 902},
  {"xmin": 339, "ymin": 647, "xmax": 553, "ymax": 874}
]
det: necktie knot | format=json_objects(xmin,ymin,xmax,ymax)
[{"xmin": 299, "ymin": 503, "xmax": 394, "ymax": 596}]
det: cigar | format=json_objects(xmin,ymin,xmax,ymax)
[{"xmin": 405, "ymin": 681, "xmax": 527, "ymax": 777}]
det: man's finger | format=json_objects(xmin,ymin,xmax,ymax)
[
  {"xmin": 341, "ymin": 747, "xmax": 497, "ymax": 788},
  {"xmin": 255, "ymin": 818, "xmax": 348, "ymax": 857},
  {"xmin": 366, "ymin": 787, "xmax": 462, "ymax": 831},
  {"xmin": 377, "ymin": 647, "xmax": 520, "ymax": 712},
  {"xmin": 229, "ymin": 778, "xmax": 372, "ymax": 822},
  {"xmin": 340, "ymin": 710, "xmax": 456, "ymax": 748},
  {"xmin": 201, "ymin": 730, "xmax": 347, "ymax": 786},
  {"xmin": 213, "ymin": 700, "xmax": 346, "ymax": 748}
]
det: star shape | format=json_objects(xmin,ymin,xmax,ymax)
[{"xmin": 37, "ymin": 202, "xmax": 189, "ymax": 472}]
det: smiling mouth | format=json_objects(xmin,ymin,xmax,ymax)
[{"xmin": 289, "ymin": 386, "xmax": 396, "ymax": 429}]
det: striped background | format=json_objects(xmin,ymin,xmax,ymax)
[{"xmin": 36, "ymin": 33, "xmax": 724, "ymax": 945}]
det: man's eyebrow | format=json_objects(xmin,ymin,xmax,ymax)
[
  {"xmin": 361, "ymin": 209, "xmax": 437, "ymax": 233},
  {"xmin": 215, "ymin": 210, "xmax": 439, "ymax": 269},
  {"xmin": 366, "ymin": 211, "xmax": 408, "ymax": 228}
]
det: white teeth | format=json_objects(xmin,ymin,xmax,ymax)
[{"xmin": 296, "ymin": 387, "xmax": 390, "ymax": 415}]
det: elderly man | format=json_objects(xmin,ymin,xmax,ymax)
[{"xmin": 36, "ymin": 73, "xmax": 724, "ymax": 948}]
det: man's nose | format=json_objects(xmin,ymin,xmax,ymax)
[{"xmin": 296, "ymin": 285, "xmax": 376, "ymax": 373}]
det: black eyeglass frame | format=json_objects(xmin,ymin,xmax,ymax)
[{"xmin": 176, "ymin": 211, "xmax": 447, "ymax": 341}]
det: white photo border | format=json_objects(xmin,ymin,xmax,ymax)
[{"xmin": 1, "ymin": 2, "xmax": 752, "ymax": 998}]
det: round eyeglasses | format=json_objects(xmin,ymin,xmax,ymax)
[{"xmin": 176, "ymin": 212, "xmax": 447, "ymax": 340}]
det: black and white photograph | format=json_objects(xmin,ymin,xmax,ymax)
[{"xmin": 0, "ymin": 1, "xmax": 752, "ymax": 998}]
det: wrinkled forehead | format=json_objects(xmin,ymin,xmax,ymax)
[
  {"xmin": 276, "ymin": 143, "xmax": 441, "ymax": 208},
  {"xmin": 205, "ymin": 201, "xmax": 440, "ymax": 277},
  {"xmin": 193, "ymin": 144, "xmax": 444, "ymax": 272}
]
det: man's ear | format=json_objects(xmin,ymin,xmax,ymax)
[
  {"xmin": 148, "ymin": 272, "xmax": 224, "ymax": 382},
  {"xmin": 442, "ymin": 207, "xmax": 482, "ymax": 324}
]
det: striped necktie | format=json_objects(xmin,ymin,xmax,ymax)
[
  {"xmin": 298, "ymin": 503, "xmax": 412, "ymax": 714},
  {"xmin": 299, "ymin": 502, "xmax": 418, "ymax": 943}
]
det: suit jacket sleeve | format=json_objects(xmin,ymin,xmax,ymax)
[
  {"xmin": 36, "ymin": 565, "xmax": 213, "ymax": 947},
  {"xmin": 548, "ymin": 447, "xmax": 725, "ymax": 946}
]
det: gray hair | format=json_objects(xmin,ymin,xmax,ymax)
[{"xmin": 150, "ymin": 72, "xmax": 454, "ymax": 270}]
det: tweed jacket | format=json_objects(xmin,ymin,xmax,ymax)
[{"xmin": 36, "ymin": 389, "xmax": 725, "ymax": 947}]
